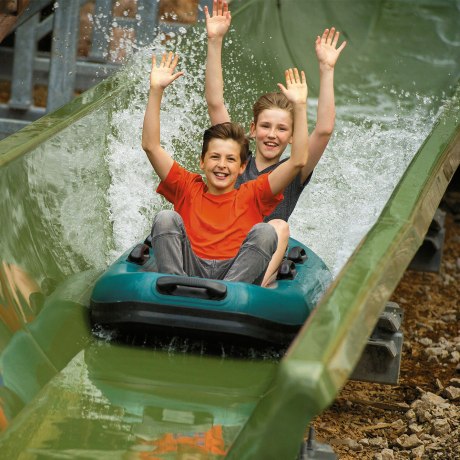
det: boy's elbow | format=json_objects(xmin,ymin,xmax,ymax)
[
  {"xmin": 316, "ymin": 124, "xmax": 334, "ymax": 137},
  {"xmin": 321, "ymin": 127, "xmax": 334, "ymax": 137},
  {"xmin": 142, "ymin": 131, "xmax": 157, "ymax": 152},
  {"xmin": 207, "ymin": 99, "xmax": 225, "ymax": 112},
  {"xmin": 293, "ymin": 153, "xmax": 308, "ymax": 169},
  {"xmin": 142, "ymin": 138, "xmax": 158, "ymax": 156},
  {"xmin": 141, "ymin": 139, "xmax": 150, "ymax": 154},
  {"xmin": 315, "ymin": 116, "xmax": 336, "ymax": 137},
  {"xmin": 296, "ymin": 159, "xmax": 308, "ymax": 170}
]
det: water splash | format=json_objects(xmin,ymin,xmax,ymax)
[
  {"xmin": 105, "ymin": 40, "xmax": 444, "ymax": 277},
  {"xmin": 290, "ymin": 90, "xmax": 441, "ymax": 275},
  {"xmin": 16, "ymin": 23, "xmax": 450, "ymax": 281}
]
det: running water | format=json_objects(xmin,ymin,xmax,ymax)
[{"xmin": 290, "ymin": 91, "xmax": 441, "ymax": 275}]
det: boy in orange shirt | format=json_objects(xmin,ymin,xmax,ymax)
[{"xmin": 142, "ymin": 52, "xmax": 309, "ymax": 285}]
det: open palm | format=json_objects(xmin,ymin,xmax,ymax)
[
  {"xmin": 150, "ymin": 52, "xmax": 183, "ymax": 90},
  {"xmin": 278, "ymin": 68, "xmax": 307, "ymax": 105},
  {"xmin": 315, "ymin": 27, "xmax": 346, "ymax": 69},
  {"xmin": 205, "ymin": 0, "xmax": 231, "ymax": 39}
]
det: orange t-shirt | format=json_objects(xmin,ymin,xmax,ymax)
[{"xmin": 157, "ymin": 161, "xmax": 283, "ymax": 259}]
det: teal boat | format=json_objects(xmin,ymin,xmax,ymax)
[{"xmin": 90, "ymin": 236, "xmax": 331, "ymax": 345}]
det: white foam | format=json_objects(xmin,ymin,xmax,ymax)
[
  {"xmin": 103, "ymin": 38, "xmax": 446, "ymax": 278},
  {"xmin": 290, "ymin": 93, "xmax": 439, "ymax": 275}
]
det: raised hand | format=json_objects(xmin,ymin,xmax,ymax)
[
  {"xmin": 277, "ymin": 68, "xmax": 307, "ymax": 105},
  {"xmin": 315, "ymin": 27, "xmax": 347, "ymax": 70},
  {"xmin": 205, "ymin": 0, "xmax": 231, "ymax": 39},
  {"xmin": 150, "ymin": 52, "xmax": 184, "ymax": 90}
]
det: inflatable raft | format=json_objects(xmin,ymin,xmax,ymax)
[{"xmin": 90, "ymin": 236, "xmax": 331, "ymax": 345}]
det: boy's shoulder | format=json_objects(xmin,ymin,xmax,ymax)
[
  {"xmin": 236, "ymin": 154, "xmax": 289, "ymax": 187},
  {"xmin": 158, "ymin": 161, "xmax": 206, "ymax": 198},
  {"xmin": 167, "ymin": 161, "xmax": 203, "ymax": 181}
]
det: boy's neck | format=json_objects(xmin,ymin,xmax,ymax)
[
  {"xmin": 206, "ymin": 184, "xmax": 237, "ymax": 195},
  {"xmin": 255, "ymin": 153, "xmax": 280, "ymax": 171}
]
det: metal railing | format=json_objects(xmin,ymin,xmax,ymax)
[{"xmin": 0, "ymin": 0, "xmax": 212, "ymax": 139}]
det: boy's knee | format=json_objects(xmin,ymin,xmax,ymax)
[
  {"xmin": 268, "ymin": 219, "xmax": 290, "ymax": 241},
  {"xmin": 152, "ymin": 210, "xmax": 182, "ymax": 233},
  {"xmin": 248, "ymin": 223, "xmax": 278, "ymax": 253}
]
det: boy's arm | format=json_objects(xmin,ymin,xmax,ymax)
[
  {"xmin": 268, "ymin": 68, "xmax": 309, "ymax": 196},
  {"xmin": 301, "ymin": 27, "xmax": 346, "ymax": 182},
  {"xmin": 142, "ymin": 52, "xmax": 184, "ymax": 181},
  {"xmin": 204, "ymin": 0, "xmax": 231, "ymax": 125}
]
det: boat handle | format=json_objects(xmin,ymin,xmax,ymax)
[
  {"xmin": 156, "ymin": 276, "xmax": 227, "ymax": 300},
  {"xmin": 127, "ymin": 243, "xmax": 150, "ymax": 265},
  {"xmin": 287, "ymin": 246, "xmax": 308, "ymax": 264}
]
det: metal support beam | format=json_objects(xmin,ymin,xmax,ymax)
[
  {"xmin": 350, "ymin": 302, "xmax": 404, "ymax": 385},
  {"xmin": 14, "ymin": 0, "xmax": 51, "ymax": 29},
  {"xmin": 89, "ymin": 0, "xmax": 112, "ymax": 62},
  {"xmin": 0, "ymin": 104, "xmax": 45, "ymax": 138},
  {"xmin": 47, "ymin": 0, "xmax": 80, "ymax": 111},
  {"xmin": 0, "ymin": 0, "xmax": 213, "ymax": 138},
  {"xmin": 409, "ymin": 208, "xmax": 446, "ymax": 273},
  {"xmin": 9, "ymin": 12, "xmax": 38, "ymax": 110},
  {"xmin": 36, "ymin": 13, "xmax": 53, "ymax": 41},
  {"xmin": 298, "ymin": 427, "xmax": 338, "ymax": 460},
  {"xmin": 136, "ymin": 0, "xmax": 160, "ymax": 47}
]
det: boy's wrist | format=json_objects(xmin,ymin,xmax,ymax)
[
  {"xmin": 150, "ymin": 86, "xmax": 165, "ymax": 95},
  {"xmin": 319, "ymin": 63, "xmax": 335, "ymax": 73},
  {"xmin": 207, "ymin": 35, "xmax": 225, "ymax": 43}
]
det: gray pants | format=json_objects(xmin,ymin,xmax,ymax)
[{"xmin": 151, "ymin": 210, "xmax": 277, "ymax": 285}]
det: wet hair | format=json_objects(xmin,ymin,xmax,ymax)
[
  {"xmin": 201, "ymin": 122, "xmax": 249, "ymax": 164},
  {"xmin": 252, "ymin": 92, "xmax": 294, "ymax": 126}
]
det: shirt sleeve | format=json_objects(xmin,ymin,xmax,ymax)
[
  {"xmin": 253, "ymin": 173, "xmax": 284, "ymax": 216},
  {"xmin": 156, "ymin": 161, "xmax": 201, "ymax": 205}
]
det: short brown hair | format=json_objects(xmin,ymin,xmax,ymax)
[
  {"xmin": 201, "ymin": 122, "xmax": 249, "ymax": 164},
  {"xmin": 253, "ymin": 92, "xmax": 294, "ymax": 126}
]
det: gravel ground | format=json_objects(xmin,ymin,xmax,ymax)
[{"xmin": 312, "ymin": 191, "xmax": 460, "ymax": 460}]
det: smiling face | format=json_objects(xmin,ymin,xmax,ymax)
[
  {"xmin": 200, "ymin": 138, "xmax": 247, "ymax": 195},
  {"xmin": 250, "ymin": 108, "xmax": 293, "ymax": 166}
]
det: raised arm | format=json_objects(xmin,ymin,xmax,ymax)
[
  {"xmin": 204, "ymin": 0, "xmax": 231, "ymax": 125},
  {"xmin": 303, "ymin": 27, "xmax": 346, "ymax": 182},
  {"xmin": 142, "ymin": 52, "xmax": 184, "ymax": 181},
  {"xmin": 268, "ymin": 68, "xmax": 308, "ymax": 195}
]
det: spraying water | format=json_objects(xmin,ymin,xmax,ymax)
[
  {"xmin": 102, "ymin": 31, "xmax": 445, "ymax": 277},
  {"xmin": 291, "ymin": 91, "xmax": 442, "ymax": 275},
  {"xmin": 6, "ymin": 18, "xmax": 454, "ymax": 286}
]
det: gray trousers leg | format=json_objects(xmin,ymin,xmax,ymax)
[
  {"xmin": 223, "ymin": 223, "xmax": 278, "ymax": 285},
  {"xmin": 151, "ymin": 211, "xmax": 277, "ymax": 285},
  {"xmin": 151, "ymin": 210, "xmax": 205, "ymax": 277}
]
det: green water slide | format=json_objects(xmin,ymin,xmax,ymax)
[{"xmin": 0, "ymin": 1, "xmax": 459, "ymax": 458}]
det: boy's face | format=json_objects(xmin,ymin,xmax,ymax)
[
  {"xmin": 250, "ymin": 108, "xmax": 293, "ymax": 164},
  {"xmin": 200, "ymin": 138, "xmax": 246, "ymax": 195}
]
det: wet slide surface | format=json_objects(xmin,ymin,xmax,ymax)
[{"xmin": 0, "ymin": 1, "xmax": 459, "ymax": 458}]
